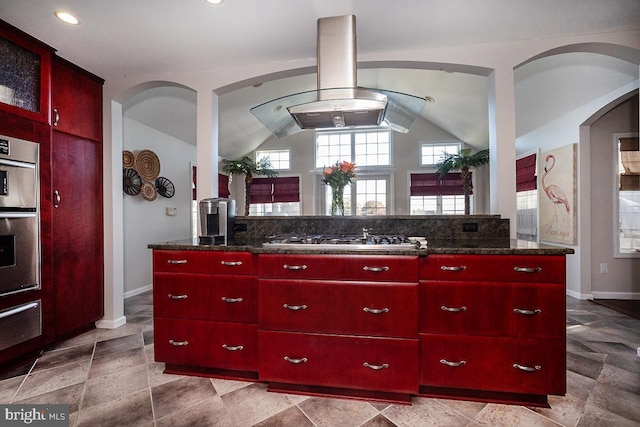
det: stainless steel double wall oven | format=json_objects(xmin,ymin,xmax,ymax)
[{"xmin": 0, "ymin": 135, "xmax": 42, "ymax": 351}]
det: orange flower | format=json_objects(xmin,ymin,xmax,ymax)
[{"xmin": 321, "ymin": 160, "xmax": 356, "ymax": 188}]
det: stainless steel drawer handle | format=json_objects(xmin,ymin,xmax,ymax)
[
  {"xmin": 0, "ymin": 302, "xmax": 39, "ymax": 320},
  {"xmin": 283, "ymin": 304, "xmax": 307, "ymax": 311},
  {"xmin": 169, "ymin": 340, "xmax": 188, "ymax": 346},
  {"xmin": 167, "ymin": 259, "xmax": 188, "ymax": 265},
  {"xmin": 284, "ymin": 356, "xmax": 308, "ymax": 364},
  {"xmin": 53, "ymin": 190, "xmax": 61, "ymax": 208},
  {"xmin": 440, "ymin": 359, "xmax": 467, "ymax": 367},
  {"xmin": 440, "ymin": 265, "xmax": 467, "ymax": 271},
  {"xmin": 363, "ymin": 307, "xmax": 389, "ymax": 314},
  {"xmin": 364, "ymin": 362, "xmax": 389, "ymax": 370},
  {"xmin": 52, "ymin": 108, "xmax": 60, "ymax": 126},
  {"xmin": 168, "ymin": 294, "xmax": 188, "ymax": 300},
  {"xmin": 513, "ymin": 363, "xmax": 541, "ymax": 372},
  {"xmin": 222, "ymin": 344, "xmax": 244, "ymax": 351},
  {"xmin": 221, "ymin": 260, "xmax": 243, "ymax": 266},
  {"xmin": 363, "ymin": 266, "xmax": 389, "ymax": 272},
  {"xmin": 283, "ymin": 264, "xmax": 307, "ymax": 270},
  {"xmin": 513, "ymin": 266, "xmax": 542, "ymax": 273},
  {"xmin": 222, "ymin": 297, "xmax": 243, "ymax": 303},
  {"xmin": 513, "ymin": 308, "xmax": 541, "ymax": 316},
  {"xmin": 441, "ymin": 305, "xmax": 467, "ymax": 312}
]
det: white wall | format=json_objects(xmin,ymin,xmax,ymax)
[{"xmin": 123, "ymin": 118, "xmax": 196, "ymax": 295}]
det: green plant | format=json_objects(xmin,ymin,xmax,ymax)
[
  {"xmin": 222, "ymin": 156, "xmax": 278, "ymax": 216},
  {"xmin": 435, "ymin": 148, "xmax": 489, "ymax": 215}
]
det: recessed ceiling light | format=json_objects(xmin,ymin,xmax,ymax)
[
  {"xmin": 425, "ymin": 96, "xmax": 436, "ymax": 103},
  {"xmin": 54, "ymin": 11, "xmax": 80, "ymax": 25},
  {"xmin": 205, "ymin": 0, "xmax": 223, "ymax": 5}
]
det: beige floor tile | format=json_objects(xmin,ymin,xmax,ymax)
[
  {"xmin": 297, "ymin": 397, "xmax": 381, "ymax": 427},
  {"xmin": 88, "ymin": 347, "xmax": 146, "ymax": 379},
  {"xmin": 81, "ymin": 363, "xmax": 149, "ymax": 409},
  {"xmin": 155, "ymin": 395, "xmax": 236, "ymax": 427},
  {"xmin": 254, "ymin": 405, "xmax": 315, "ymax": 426},
  {"xmin": 33, "ymin": 343, "xmax": 95, "ymax": 372},
  {"xmin": 151, "ymin": 375, "xmax": 217, "ymax": 420},
  {"xmin": 221, "ymin": 382, "xmax": 297, "ymax": 426},
  {"xmin": 470, "ymin": 404, "xmax": 564, "ymax": 426},
  {"xmin": 75, "ymin": 389, "xmax": 153, "ymax": 427},
  {"xmin": 14, "ymin": 360, "xmax": 90, "ymax": 402},
  {"xmin": 0, "ymin": 375, "xmax": 26, "ymax": 403},
  {"xmin": 382, "ymin": 397, "xmax": 471, "ymax": 427}
]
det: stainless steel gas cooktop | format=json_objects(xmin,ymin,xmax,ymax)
[{"xmin": 262, "ymin": 232, "xmax": 420, "ymax": 250}]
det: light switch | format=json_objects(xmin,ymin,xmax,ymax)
[{"xmin": 166, "ymin": 206, "xmax": 177, "ymax": 216}]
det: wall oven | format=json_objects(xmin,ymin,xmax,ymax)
[
  {"xmin": 0, "ymin": 135, "xmax": 42, "ymax": 352},
  {"xmin": 0, "ymin": 135, "xmax": 40, "ymax": 296}
]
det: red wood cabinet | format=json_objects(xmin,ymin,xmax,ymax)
[
  {"xmin": 153, "ymin": 250, "xmax": 259, "ymax": 376},
  {"xmin": 0, "ymin": 20, "xmax": 53, "ymax": 124},
  {"xmin": 151, "ymin": 249, "xmax": 568, "ymax": 405},
  {"xmin": 49, "ymin": 58, "xmax": 104, "ymax": 338},
  {"xmin": 51, "ymin": 57, "xmax": 103, "ymax": 142},
  {"xmin": 258, "ymin": 254, "xmax": 420, "ymax": 399},
  {"xmin": 259, "ymin": 330, "xmax": 418, "ymax": 394},
  {"xmin": 418, "ymin": 254, "xmax": 566, "ymax": 399},
  {"xmin": 259, "ymin": 279, "xmax": 418, "ymax": 337},
  {"xmin": 50, "ymin": 131, "xmax": 103, "ymax": 337}
]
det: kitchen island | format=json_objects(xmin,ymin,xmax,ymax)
[{"xmin": 149, "ymin": 236, "xmax": 573, "ymax": 407}]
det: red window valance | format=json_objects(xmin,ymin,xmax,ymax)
[
  {"xmin": 516, "ymin": 154, "xmax": 537, "ymax": 192},
  {"xmin": 249, "ymin": 177, "xmax": 300, "ymax": 204},
  {"xmin": 218, "ymin": 174, "xmax": 230, "ymax": 198},
  {"xmin": 410, "ymin": 172, "xmax": 466, "ymax": 196}
]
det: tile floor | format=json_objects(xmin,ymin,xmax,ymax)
[{"xmin": 1, "ymin": 292, "xmax": 639, "ymax": 426}]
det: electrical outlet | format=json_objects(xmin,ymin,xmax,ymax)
[{"xmin": 599, "ymin": 263, "xmax": 608, "ymax": 274}]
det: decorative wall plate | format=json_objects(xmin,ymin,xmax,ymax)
[
  {"xmin": 134, "ymin": 149, "xmax": 161, "ymax": 181},
  {"xmin": 140, "ymin": 181, "xmax": 157, "ymax": 201},
  {"xmin": 123, "ymin": 168, "xmax": 141, "ymax": 195},
  {"xmin": 155, "ymin": 176, "xmax": 175, "ymax": 198}
]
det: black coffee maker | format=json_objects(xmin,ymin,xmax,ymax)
[{"xmin": 199, "ymin": 198, "xmax": 235, "ymax": 245}]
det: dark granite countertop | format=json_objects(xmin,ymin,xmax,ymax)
[{"xmin": 148, "ymin": 238, "xmax": 574, "ymax": 256}]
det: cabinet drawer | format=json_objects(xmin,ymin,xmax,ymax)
[
  {"xmin": 420, "ymin": 255, "xmax": 565, "ymax": 283},
  {"xmin": 154, "ymin": 273, "xmax": 257, "ymax": 323},
  {"xmin": 154, "ymin": 318, "xmax": 257, "ymax": 371},
  {"xmin": 419, "ymin": 334, "xmax": 565, "ymax": 395},
  {"xmin": 260, "ymin": 279, "xmax": 417, "ymax": 337},
  {"xmin": 419, "ymin": 281, "xmax": 565, "ymax": 338},
  {"xmin": 259, "ymin": 254, "xmax": 418, "ymax": 282},
  {"xmin": 259, "ymin": 330, "xmax": 418, "ymax": 394},
  {"xmin": 154, "ymin": 250, "xmax": 256, "ymax": 275}
]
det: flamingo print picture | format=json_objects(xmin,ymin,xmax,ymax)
[{"xmin": 540, "ymin": 144, "xmax": 577, "ymax": 245}]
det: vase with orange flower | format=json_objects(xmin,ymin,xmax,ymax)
[{"xmin": 322, "ymin": 160, "xmax": 356, "ymax": 215}]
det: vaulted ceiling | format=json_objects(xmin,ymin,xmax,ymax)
[{"xmin": 1, "ymin": 0, "xmax": 638, "ymax": 158}]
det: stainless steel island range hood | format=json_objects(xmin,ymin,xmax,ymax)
[{"xmin": 250, "ymin": 15, "xmax": 427, "ymax": 138}]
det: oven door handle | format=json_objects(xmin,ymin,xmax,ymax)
[
  {"xmin": 0, "ymin": 212, "xmax": 37, "ymax": 219},
  {"xmin": 0, "ymin": 302, "xmax": 39, "ymax": 320}
]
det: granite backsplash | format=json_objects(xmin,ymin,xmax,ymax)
[{"xmin": 232, "ymin": 215, "xmax": 510, "ymax": 244}]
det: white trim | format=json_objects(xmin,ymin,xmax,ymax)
[
  {"xmin": 591, "ymin": 291, "xmax": 640, "ymax": 300},
  {"xmin": 95, "ymin": 316, "xmax": 127, "ymax": 330},
  {"xmin": 124, "ymin": 284, "xmax": 153, "ymax": 299},
  {"xmin": 566, "ymin": 288, "xmax": 593, "ymax": 300}
]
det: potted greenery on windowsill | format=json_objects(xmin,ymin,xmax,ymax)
[
  {"xmin": 222, "ymin": 156, "xmax": 278, "ymax": 216},
  {"xmin": 435, "ymin": 148, "xmax": 489, "ymax": 215}
]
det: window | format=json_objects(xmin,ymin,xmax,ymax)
[
  {"xmin": 316, "ymin": 130, "xmax": 390, "ymax": 168},
  {"xmin": 420, "ymin": 142, "xmax": 461, "ymax": 166},
  {"xmin": 409, "ymin": 172, "xmax": 467, "ymax": 215},
  {"xmin": 256, "ymin": 149, "xmax": 290, "ymax": 170},
  {"xmin": 316, "ymin": 129, "xmax": 393, "ymax": 215},
  {"xmin": 616, "ymin": 134, "xmax": 640, "ymax": 255},
  {"xmin": 516, "ymin": 153, "xmax": 538, "ymax": 241},
  {"xmin": 248, "ymin": 176, "xmax": 301, "ymax": 216}
]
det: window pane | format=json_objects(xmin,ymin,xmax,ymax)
[
  {"xmin": 356, "ymin": 179, "xmax": 387, "ymax": 215},
  {"xmin": 420, "ymin": 143, "xmax": 461, "ymax": 166},
  {"xmin": 256, "ymin": 149, "xmax": 290, "ymax": 170},
  {"xmin": 249, "ymin": 202, "xmax": 301, "ymax": 216},
  {"xmin": 517, "ymin": 189, "xmax": 538, "ymax": 241}
]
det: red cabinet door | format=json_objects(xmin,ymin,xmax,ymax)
[
  {"xmin": 259, "ymin": 330, "xmax": 418, "ymax": 394},
  {"xmin": 154, "ymin": 318, "xmax": 258, "ymax": 371},
  {"xmin": 259, "ymin": 279, "xmax": 418, "ymax": 338},
  {"xmin": 419, "ymin": 334, "xmax": 566, "ymax": 395},
  {"xmin": 154, "ymin": 272, "xmax": 257, "ymax": 323},
  {"xmin": 154, "ymin": 250, "xmax": 256, "ymax": 275},
  {"xmin": 51, "ymin": 57, "xmax": 103, "ymax": 141},
  {"xmin": 259, "ymin": 254, "xmax": 418, "ymax": 282},
  {"xmin": 51, "ymin": 131, "xmax": 103, "ymax": 337}
]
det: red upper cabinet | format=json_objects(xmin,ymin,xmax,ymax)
[
  {"xmin": 0, "ymin": 20, "xmax": 53, "ymax": 124},
  {"xmin": 51, "ymin": 57, "xmax": 103, "ymax": 142}
]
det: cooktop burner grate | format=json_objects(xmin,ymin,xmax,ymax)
[{"xmin": 263, "ymin": 233, "xmax": 416, "ymax": 248}]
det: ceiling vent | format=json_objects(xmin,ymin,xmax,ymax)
[{"xmin": 251, "ymin": 15, "xmax": 427, "ymax": 138}]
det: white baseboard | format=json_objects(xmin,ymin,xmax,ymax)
[
  {"xmin": 591, "ymin": 291, "xmax": 640, "ymax": 300},
  {"xmin": 566, "ymin": 289, "xmax": 593, "ymax": 300},
  {"xmin": 95, "ymin": 316, "xmax": 127, "ymax": 330},
  {"xmin": 124, "ymin": 284, "xmax": 153, "ymax": 299}
]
